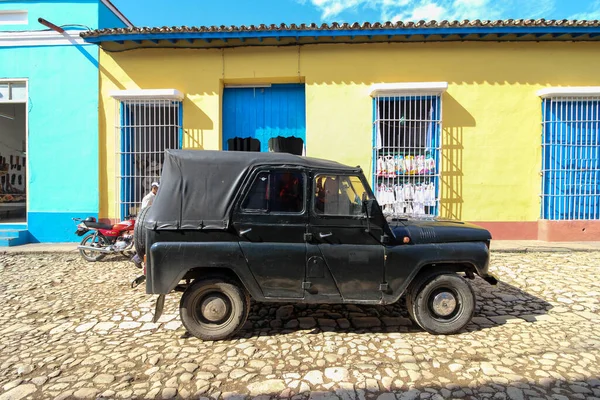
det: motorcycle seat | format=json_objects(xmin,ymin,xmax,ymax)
[{"xmin": 85, "ymin": 221, "xmax": 113, "ymax": 230}]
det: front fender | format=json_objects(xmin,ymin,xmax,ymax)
[
  {"xmin": 146, "ymin": 241, "xmax": 263, "ymax": 298},
  {"xmin": 382, "ymin": 241, "xmax": 491, "ymax": 304}
]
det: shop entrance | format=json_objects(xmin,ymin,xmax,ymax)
[{"xmin": 0, "ymin": 81, "xmax": 27, "ymax": 224}]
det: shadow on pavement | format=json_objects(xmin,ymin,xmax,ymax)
[
  {"xmin": 209, "ymin": 377, "xmax": 600, "ymax": 400},
  {"xmin": 234, "ymin": 276, "xmax": 553, "ymax": 339}
]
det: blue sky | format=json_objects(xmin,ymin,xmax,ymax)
[{"xmin": 111, "ymin": 0, "xmax": 600, "ymax": 28}]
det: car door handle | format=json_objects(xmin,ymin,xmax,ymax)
[
  {"xmin": 239, "ymin": 228, "xmax": 252, "ymax": 237},
  {"xmin": 319, "ymin": 232, "xmax": 333, "ymax": 238}
]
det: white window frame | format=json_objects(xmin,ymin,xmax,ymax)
[{"xmin": 0, "ymin": 80, "xmax": 27, "ymax": 103}]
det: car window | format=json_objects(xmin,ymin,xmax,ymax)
[
  {"xmin": 242, "ymin": 171, "xmax": 305, "ymax": 214},
  {"xmin": 242, "ymin": 172, "xmax": 269, "ymax": 211},
  {"xmin": 314, "ymin": 175, "xmax": 369, "ymax": 216}
]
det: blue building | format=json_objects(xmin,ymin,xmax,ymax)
[{"xmin": 0, "ymin": 0, "xmax": 131, "ymax": 245}]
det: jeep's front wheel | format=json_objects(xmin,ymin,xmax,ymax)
[
  {"xmin": 179, "ymin": 278, "xmax": 250, "ymax": 341},
  {"xmin": 408, "ymin": 273, "xmax": 475, "ymax": 335}
]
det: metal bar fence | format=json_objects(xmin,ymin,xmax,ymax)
[
  {"xmin": 541, "ymin": 97, "xmax": 600, "ymax": 220},
  {"xmin": 115, "ymin": 99, "xmax": 182, "ymax": 219},
  {"xmin": 372, "ymin": 95, "xmax": 442, "ymax": 218}
]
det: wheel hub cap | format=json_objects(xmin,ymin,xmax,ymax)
[
  {"xmin": 431, "ymin": 292, "xmax": 457, "ymax": 317},
  {"xmin": 200, "ymin": 295, "xmax": 228, "ymax": 322}
]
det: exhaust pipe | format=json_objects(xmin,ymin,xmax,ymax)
[{"xmin": 77, "ymin": 245, "xmax": 114, "ymax": 253}]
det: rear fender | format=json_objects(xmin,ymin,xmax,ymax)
[{"xmin": 146, "ymin": 241, "xmax": 263, "ymax": 298}]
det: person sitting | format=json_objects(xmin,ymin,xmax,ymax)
[
  {"xmin": 141, "ymin": 182, "xmax": 159, "ymax": 209},
  {"xmin": 272, "ymin": 173, "xmax": 302, "ymax": 213}
]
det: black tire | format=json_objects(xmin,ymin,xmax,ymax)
[
  {"xmin": 133, "ymin": 206, "xmax": 151, "ymax": 258},
  {"xmin": 79, "ymin": 233, "xmax": 109, "ymax": 262},
  {"xmin": 407, "ymin": 273, "xmax": 475, "ymax": 335},
  {"xmin": 179, "ymin": 278, "xmax": 250, "ymax": 341},
  {"xmin": 405, "ymin": 269, "xmax": 447, "ymax": 323}
]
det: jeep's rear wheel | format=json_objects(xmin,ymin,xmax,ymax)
[
  {"xmin": 179, "ymin": 278, "xmax": 250, "ymax": 341},
  {"xmin": 408, "ymin": 273, "xmax": 475, "ymax": 335},
  {"xmin": 133, "ymin": 205, "xmax": 151, "ymax": 257}
]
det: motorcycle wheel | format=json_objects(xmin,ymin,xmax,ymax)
[{"xmin": 79, "ymin": 233, "xmax": 109, "ymax": 262}]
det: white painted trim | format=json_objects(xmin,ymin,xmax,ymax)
[
  {"xmin": 100, "ymin": 0, "xmax": 133, "ymax": 28},
  {"xmin": 0, "ymin": 30, "xmax": 86, "ymax": 47},
  {"xmin": 537, "ymin": 87, "xmax": 600, "ymax": 98},
  {"xmin": 0, "ymin": 79, "xmax": 27, "ymax": 103},
  {"xmin": 110, "ymin": 89, "xmax": 184, "ymax": 101},
  {"xmin": 370, "ymin": 82, "xmax": 449, "ymax": 97},
  {"xmin": 0, "ymin": 78, "xmax": 27, "ymax": 83},
  {"xmin": 0, "ymin": 9, "xmax": 28, "ymax": 25}
]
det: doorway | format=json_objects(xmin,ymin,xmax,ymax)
[
  {"xmin": 0, "ymin": 96, "xmax": 27, "ymax": 224},
  {"xmin": 222, "ymin": 84, "xmax": 306, "ymax": 155}
]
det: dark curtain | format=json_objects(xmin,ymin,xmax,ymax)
[
  {"xmin": 268, "ymin": 136, "xmax": 304, "ymax": 155},
  {"xmin": 227, "ymin": 137, "xmax": 261, "ymax": 152}
]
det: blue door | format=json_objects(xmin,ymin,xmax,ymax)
[{"xmin": 223, "ymin": 84, "xmax": 306, "ymax": 154}]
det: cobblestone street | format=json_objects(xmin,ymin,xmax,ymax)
[{"xmin": 0, "ymin": 251, "xmax": 599, "ymax": 400}]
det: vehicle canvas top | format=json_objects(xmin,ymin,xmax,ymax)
[{"xmin": 145, "ymin": 149, "xmax": 361, "ymax": 231}]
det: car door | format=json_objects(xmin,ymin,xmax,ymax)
[
  {"xmin": 308, "ymin": 173, "xmax": 385, "ymax": 301},
  {"xmin": 232, "ymin": 168, "xmax": 308, "ymax": 299}
]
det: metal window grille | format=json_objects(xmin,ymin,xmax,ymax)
[
  {"xmin": 372, "ymin": 95, "xmax": 442, "ymax": 218},
  {"xmin": 115, "ymin": 99, "xmax": 182, "ymax": 219},
  {"xmin": 541, "ymin": 97, "xmax": 600, "ymax": 220}
]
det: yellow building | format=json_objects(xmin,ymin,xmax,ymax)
[{"xmin": 83, "ymin": 20, "xmax": 600, "ymax": 241}]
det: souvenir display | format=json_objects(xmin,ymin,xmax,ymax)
[
  {"xmin": 375, "ymin": 182, "xmax": 436, "ymax": 216},
  {"xmin": 376, "ymin": 152, "xmax": 435, "ymax": 177}
]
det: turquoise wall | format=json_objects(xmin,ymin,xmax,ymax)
[
  {"xmin": 0, "ymin": 42, "xmax": 100, "ymax": 242},
  {"xmin": 0, "ymin": 0, "xmax": 129, "ymax": 242},
  {"xmin": 0, "ymin": 0, "xmax": 128, "ymax": 242},
  {"xmin": 0, "ymin": 0, "xmax": 99, "ymax": 31}
]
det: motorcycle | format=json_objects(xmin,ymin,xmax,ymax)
[{"xmin": 73, "ymin": 216, "xmax": 136, "ymax": 262}]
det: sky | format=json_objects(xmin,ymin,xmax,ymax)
[{"xmin": 111, "ymin": 0, "xmax": 600, "ymax": 28}]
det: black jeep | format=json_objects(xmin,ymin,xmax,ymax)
[{"xmin": 134, "ymin": 149, "xmax": 497, "ymax": 341}]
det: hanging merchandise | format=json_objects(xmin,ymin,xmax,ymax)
[
  {"xmin": 394, "ymin": 155, "xmax": 405, "ymax": 175},
  {"xmin": 425, "ymin": 152, "xmax": 435, "ymax": 174},
  {"xmin": 376, "ymin": 181, "xmax": 437, "ymax": 217},
  {"xmin": 385, "ymin": 156, "xmax": 396, "ymax": 177},
  {"xmin": 376, "ymin": 151, "xmax": 438, "ymax": 177},
  {"xmin": 377, "ymin": 157, "xmax": 386, "ymax": 176}
]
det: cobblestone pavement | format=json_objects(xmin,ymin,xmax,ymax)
[{"xmin": 1, "ymin": 251, "xmax": 599, "ymax": 400}]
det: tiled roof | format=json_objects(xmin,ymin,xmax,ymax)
[
  {"xmin": 81, "ymin": 19, "xmax": 600, "ymax": 50},
  {"xmin": 81, "ymin": 19, "xmax": 600, "ymax": 37}
]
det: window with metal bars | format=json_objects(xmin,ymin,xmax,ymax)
[
  {"xmin": 372, "ymin": 95, "xmax": 441, "ymax": 217},
  {"xmin": 116, "ymin": 99, "xmax": 182, "ymax": 219},
  {"xmin": 541, "ymin": 97, "xmax": 600, "ymax": 220}
]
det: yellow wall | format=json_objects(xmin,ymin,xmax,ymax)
[{"xmin": 99, "ymin": 41, "xmax": 600, "ymax": 222}]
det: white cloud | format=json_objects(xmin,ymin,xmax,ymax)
[
  {"xmin": 409, "ymin": 3, "xmax": 445, "ymax": 20},
  {"xmin": 302, "ymin": 0, "xmax": 560, "ymax": 22}
]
